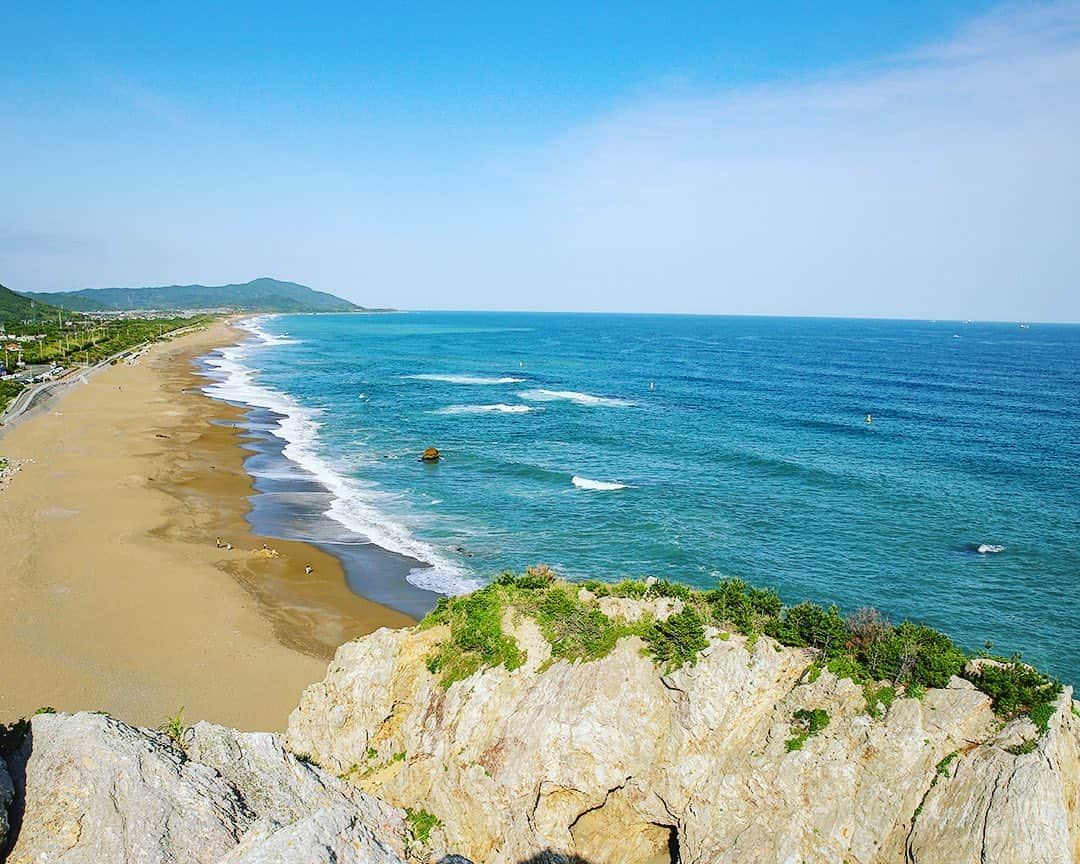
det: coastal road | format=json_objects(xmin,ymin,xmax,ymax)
[{"xmin": 0, "ymin": 324, "xmax": 207, "ymax": 435}]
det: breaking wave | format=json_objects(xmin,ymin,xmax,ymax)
[
  {"xmin": 572, "ymin": 475, "xmax": 630, "ymax": 491},
  {"xmin": 200, "ymin": 317, "xmax": 481, "ymax": 595},
  {"xmin": 519, "ymin": 388, "xmax": 634, "ymax": 408}
]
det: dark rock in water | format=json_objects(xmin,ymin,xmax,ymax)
[{"xmin": 420, "ymin": 447, "xmax": 441, "ymax": 463}]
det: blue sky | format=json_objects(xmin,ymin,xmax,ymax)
[{"xmin": 3, "ymin": 1, "xmax": 1079, "ymax": 320}]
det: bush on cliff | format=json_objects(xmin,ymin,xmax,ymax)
[
  {"xmin": 419, "ymin": 569, "xmax": 1062, "ymax": 732},
  {"xmin": 644, "ymin": 607, "xmax": 709, "ymax": 672},
  {"xmin": 966, "ymin": 657, "xmax": 1062, "ymax": 732},
  {"xmin": 424, "ymin": 589, "xmax": 525, "ymax": 687}
]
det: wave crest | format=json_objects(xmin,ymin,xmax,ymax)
[
  {"xmin": 572, "ymin": 475, "xmax": 630, "ymax": 491},
  {"xmin": 200, "ymin": 318, "xmax": 481, "ymax": 596},
  {"xmin": 519, "ymin": 388, "xmax": 634, "ymax": 407}
]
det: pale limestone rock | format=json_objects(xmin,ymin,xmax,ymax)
[
  {"xmin": 596, "ymin": 594, "xmax": 682, "ymax": 622},
  {"xmin": 185, "ymin": 720, "xmax": 406, "ymax": 858},
  {"xmin": 5, "ymin": 712, "xmax": 252, "ymax": 864},
  {"xmin": 2, "ymin": 713, "xmax": 427, "ymax": 864},
  {"xmin": 287, "ymin": 600, "xmax": 1080, "ymax": 864},
  {"xmin": 216, "ymin": 806, "xmax": 405, "ymax": 864},
  {"xmin": 908, "ymin": 688, "xmax": 1080, "ymax": 864}
]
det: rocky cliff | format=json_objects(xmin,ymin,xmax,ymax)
[
  {"xmin": 2, "ymin": 576, "xmax": 1078, "ymax": 864},
  {"xmin": 285, "ymin": 579, "xmax": 1080, "ymax": 864},
  {"xmin": 1, "ymin": 712, "xmax": 412, "ymax": 864}
]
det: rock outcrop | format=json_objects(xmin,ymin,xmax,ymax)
[
  {"xmin": 286, "ymin": 606, "xmax": 1080, "ymax": 864},
  {"xmin": 1, "ymin": 712, "xmax": 425, "ymax": 864},
  {"xmin": 3, "ymin": 594, "xmax": 1078, "ymax": 864}
]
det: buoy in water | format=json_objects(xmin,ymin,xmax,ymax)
[{"xmin": 866, "ymin": 413, "xmax": 873, "ymax": 424}]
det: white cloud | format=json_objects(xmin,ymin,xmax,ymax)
[{"xmin": 474, "ymin": 1, "xmax": 1080, "ymax": 319}]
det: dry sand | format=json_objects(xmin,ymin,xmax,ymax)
[{"xmin": 0, "ymin": 321, "xmax": 412, "ymax": 731}]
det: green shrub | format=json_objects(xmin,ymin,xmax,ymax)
[
  {"xmin": 869, "ymin": 622, "xmax": 965, "ymax": 688},
  {"xmin": 159, "ymin": 708, "xmax": 186, "ymax": 748},
  {"xmin": 935, "ymin": 751, "xmax": 958, "ymax": 775},
  {"xmin": 417, "ymin": 569, "xmax": 1064, "ymax": 735},
  {"xmin": 864, "ymin": 684, "xmax": 896, "ymax": 718},
  {"xmin": 704, "ymin": 578, "xmax": 782, "ymax": 633},
  {"xmin": 609, "ymin": 579, "xmax": 649, "ymax": 599},
  {"xmin": 785, "ymin": 707, "xmax": 830, "ymax": 751},
  {"xmin": 497, "ymin": 565, "xmax": 555, "ymax": 590},
  {"xmin": 965, "ymin": 658, "xmax": 1062, "ymax": 731},
  {"xmin": 404, "ymin": 808, "xmax": 442, "ymax": 845},
  {"xmin": 644, "ymin": 607, "xmax": 709, "ymax": 672},
  {"xmin": 649, "ymin": 579, "xmax": 692, "ymax": 600},
  {"xmin": 826, "ymin": 654, "xmax": 871, "ymax": 683},
  {"xmin": 769, "ymin": 602, "xmax": 848, "ymax": 657},
  {"xmin": 534, "ymin": 587, "xmax": 634, "ymax": 662},
  {"xmin": 1007, "ymin": 738, "xmax": 1038, "ymax": 755},
  {"xmin": 423, "ymin": 588, "xmax": 524, "ymax": 688}
]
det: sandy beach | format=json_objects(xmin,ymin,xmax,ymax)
[{"xmin": 0, "ymin": 320, "xmax": 412, "ymax": 731}]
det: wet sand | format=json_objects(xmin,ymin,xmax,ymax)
[{"xmin": 0, "ymin": 321, "xmax": 412, "ymax": 731}]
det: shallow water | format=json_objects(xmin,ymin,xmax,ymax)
[{"xmin": 200, "ymin": 312, "xmax": 1080, "ymax": 682}]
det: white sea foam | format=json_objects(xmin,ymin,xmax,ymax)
[
  {"xmin": 572, "ymin": 475, "xmax": 630, "ymax": 491},
  {"xmin": 437, "ymin": 404, "xmax": 535, "ymax": 414},
  {"xmin": 976, "ymin": 543, "xmax": 1006, "ymax": 554},
  {"xmin": 519, "ymin": 388, "xmax": 634, "ymax": 407},
  {"xmin": 405, "ymin": 374, "xmax": 525, "ymax": 385},
  {"xmin": 200, "ymin": 318, "xmax": 481, "ymax": 596}
]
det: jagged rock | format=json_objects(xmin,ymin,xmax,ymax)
[
  {"xmin": 420, "ymin": 447, "xmax": 441, "ymax": 462},
  {"xmin": 286, "ymin": 601, "xmax": 1080, "ymax": 864},
  {"xmin": 4, "ymin": 712, "xmax": 252, "ymax": 863},
  {"xmin": 2, "ymin": 713, "xmax": 427, "ymax": 864},
  {"xmin": 185, "ymin": 721, "xmax": 407, "ymax": 859},
  {"xmin": 216, "ymin": 806, "xmax": 405, "ymax": 864},
  {"xmin": 0, "ymin": 754, "xmax": 13, "ymax": 852},
  {"xmin": 908, "ymin": 689, "xmax": 1080, "ymax": 864}
]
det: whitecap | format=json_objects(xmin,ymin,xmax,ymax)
[
  {"xmin": 200, "ymin": 321, "xmax": 481, "ymax": 596},
  {"xmin": 437, "ymin": 404, "xmax": 535, "ymax": 415},
  {"xmin": 572, "ymin": 475, "xmax": 630, "ymax": 491},
  {"xmin": 976, "ymin": 543, "xmax": 1006, "ymax": 554},
  {"xmin": 519, "ymin": 388, "xmax": 634, "ymax": 408},
  {"xmin": 405, "ymin": 374, "xmax": 525, "ymax": 385}
]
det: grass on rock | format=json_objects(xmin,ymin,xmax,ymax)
[
  {"xmin": 418, "ymin": 568, "xmax": 1063, "ymax": 731},
  {"xmin": 404, "ymin": 808, "xmax": 442, "ymax": 846},
  {"xmin": 785, "ymin": 707, "xmax": 831, "ymax": 752}
]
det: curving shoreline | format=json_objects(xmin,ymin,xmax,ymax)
[{"xmin": 0, "ymin": 320, "xmax": 411, "ymax": 731}]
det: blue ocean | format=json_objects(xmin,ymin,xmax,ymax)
[{"xmin": 201, "ymin": 313, "xmax": 1080, "ymax": 682}]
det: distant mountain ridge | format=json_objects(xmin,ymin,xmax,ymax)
[
  {"xmin": 22, "ymin": 277, "xmax": 364, "ymax": 313},
  {"xmin": 0, "ymin": 282, "xmax": 65, "ymax": 323}
]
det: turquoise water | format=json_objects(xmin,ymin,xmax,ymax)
[{"xmin": 203, "ymin": 312, "xmax": 1080, "ymax": 682}]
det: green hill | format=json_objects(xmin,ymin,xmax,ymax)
[
  {"xmin": 0, "ymin": 283, "xmax": 67, "ymax": 323},
  {"xmin": 23, "ymin": 277, "xmax": 364, "ymax": 313}
]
